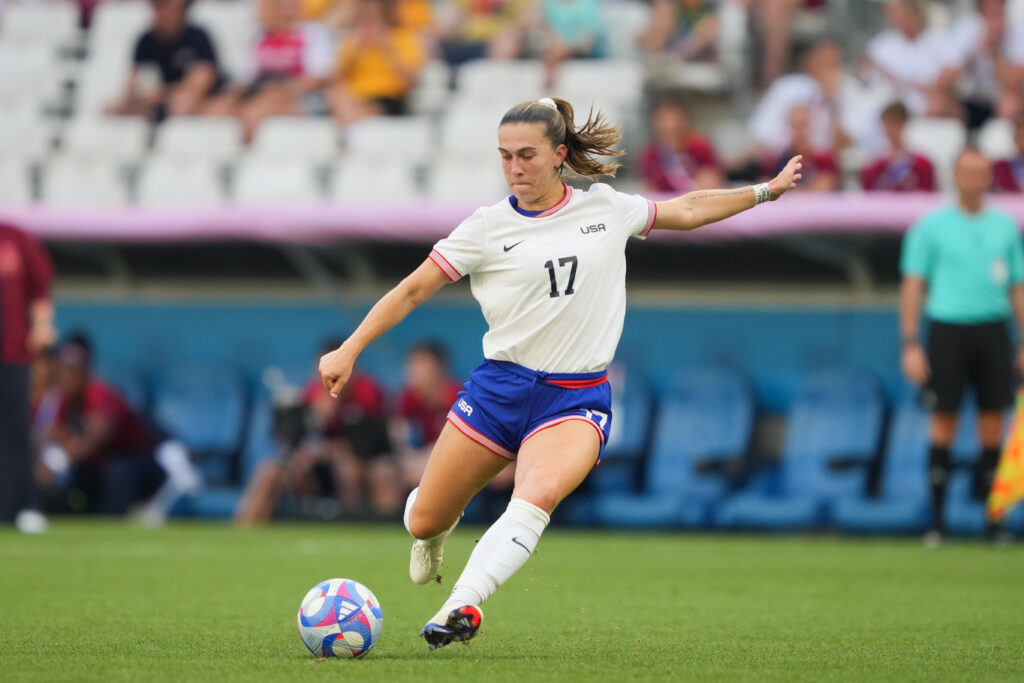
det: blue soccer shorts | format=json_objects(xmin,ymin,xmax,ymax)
[{"xmin": 445, "ymin": 359, "xmax": 613, "ymax": 462}]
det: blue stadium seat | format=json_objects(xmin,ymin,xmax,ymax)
[
  {"xmin": 587, "ymin": 364, "xmax": 652, "ymax": 496},
  {"xmin": 945, "ymin": 470, "xmax": 987, "ymax": 536},
  {"xmin": 715, "ymin": 369, "xmax": 884, "ymax": 531},
  {"xmin": 833, "ymin": 395, "xmax": 930, "ymax": 534},
  {"xmin": 151, "ymin": 364, "xmax": 247, "ymax": 486},
  {"xmin": 594, "ymin": 367, "xmax": 754, "ymax": 528},
  {"xmin": 96, "ymin": 364, "xmax": 148, "ymax": 413}
]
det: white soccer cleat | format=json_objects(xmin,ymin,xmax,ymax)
[{"xmin": 410, "ymin": 514, "xmax": 461, "ymax": 585}]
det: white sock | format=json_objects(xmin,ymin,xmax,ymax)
[
  {"xmin": 444, "ymin": 498, "xmax": 550, "ymax": 609},
  {"xmin": 403, "ymin": 487, "xmax": 418, "ymax": 536}
]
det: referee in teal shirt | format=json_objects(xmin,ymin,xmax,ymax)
[{"xmin": 900, "ymin": 149, "xmax": 1024, "ymax": 544}]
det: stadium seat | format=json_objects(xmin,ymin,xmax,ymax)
[
  {"xmin": 62, "ymin": 116, "xmax": 150, "ymax": 164},
  {"xmin": 586, "ymin": 364, "xmax": 653, "ymax": 496},
  {"xmin": 0, "ymin": 115, "xmax": 52, "ymax": 161},
  {"xmin": 945, "ymin": 470, "xmax": 987, "ymax": 536},
  {"xmin": 241, "ymin": 392, "xmax": 280, "ymax": 485},
  {"xmin": 553, "ymin": 61, "xmax": 644, "ymax": 109},
  {"xmin": 97, "ymin": 365, "xmax": 148, "ymax": 413},
  {"xmin": 408, "ymin": 60, "xmax": 451, "ymax": 115},
  {"xmin": 428, "ymin": 155, "xmax": 507, "ymax": 203},
  {"xmin": 331, "ymin": 155, "xmax": 420, "ymax": 202},
  {"xmin": 595, "ymin": 367, "xmax": 755, "ymax": 528},
  {"xmin": 190, "ymin": 0, "xmax": 259, "ymax": 81},
  {"xmin": 0, "ymin": 1, "xmax": 80, "ymax": 50},
  {"xmin": 74, "ymin": 60, "xmax": 132, "ymax": 117},
  {"xmin": 86, "ymin": 0, "xmax": 150, "ymax": 71},
  {"xmin": 600, "ymin": 0, "xmax": 651, "ymax": 60},
  {"xmin": 152, "ymin": 116, "xmax": 245, "ymax": 164},
  {"xmin": 151, "ymin": 364, "xmax": 247, "ymax": 485},
  {"xmin": 344, "ymin": 116, "xmax": 433, "ymax": 163},
  {"xmin": 977, "ymin": 118, "xmax": 1015, "ymax": 161},
  {"xmin": 0, "ymin": 44, "xmax": 63, "ymax": 110},
  {"xmin": 904, "ymin": 118, "xmax": 967, "ymax": 193},
  {"xmin": 250, "ymin": 116, "xmax": 340, "ymax": 164},
  {"xmin": 833, "ymin": 395, "xmax": 931, "ymax": 534},
  {"xmin": 715, "ymin": 369, "xmax": 885, "ymax": 531},
  {"xmin": 137, "ymin": 156, "xmax": 225, "ymax": 207},
  {"xmin": 42, "ymin": 155, "xmax": 128, "ymax": 207},
  {"xmin": 0, "ymin": 158, "xmax": 33, "ymax": 206},
  {"xmin": 233, "ymin": 157, "xmax": 323, "ymax": 205},
  {"xmin": 456, "ymin": 59, "xmax": 545, "ymax": 104},
  {"xmin": 438, "ymin": 102, "xmax": 506, "ymax": 157}
]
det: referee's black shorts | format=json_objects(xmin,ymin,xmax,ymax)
[{"xmin": 926, "ymin": 318, "xmax": 1014, "ymax": 413}]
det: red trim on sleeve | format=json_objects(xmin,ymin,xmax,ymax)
[
  {"xmin": 429, "ymin": 249, "xmax": 461, "ymax": 282},
  {"xmin": 640, "ymin": 200, "xmax": 657, "ymax": 237}
]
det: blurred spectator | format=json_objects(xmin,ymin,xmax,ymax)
[
  {"xmin": 330, "ymin": 0, "xmax": 426, "ymax": 124},
  {"xmin": 37, "ymin": 335, "xmax": 166, "ymax": 516},
  {"xmin": 639, "ymin": 0, "xmax": 718, "ymax": 62},
  {"xmin": 203, "ymin": 0, "xmax": 335, "ymax": 140},
  {"xmin": 391, "ymin": 342, "xmax": 462, "ymax": 489},
  {"xmin": 0, "ymin": 223, "xmax": 55, "ymax": 534},
  {"xmin": 435, "ymin": 0, "xmax": 533, "ymax": 69},
  {"xmin": 540, "ymin": 0, "xmax": 606, "ymax": 87},
  {"xmin": 235, "ymin": 341, "xmax": 399, "ymax": 524},
  {"xmin": 942, "ymin": 0, "xmax": 1024, "ymax": 129},
  {"xmin": 861, "ymin": 101, "xmax": 936, "ymax": 192},
  {"xmin": 740, "ymin": 0, "xmax": 828, "ymax": 89},
  {"xmin": 639, "ymin": 96, "xmax": 723, "ymax": 192},
  {"xmin": 106, "ymin": 0, "xmax": 223, "ymax": 121},
  {"xmin": 861, "ymin": 0, "xmax": 953, "ymax": 117},
  {"xmin": 761, "ymin": 104, "xmax": 838, "ymax": 191},
  {"xmin": 748, "ymin": 41, "xmax": 881, "ymax": 163},
  {"xmin": 992, "ymin": 113, "xmax": 1024, "ymax": 193}
]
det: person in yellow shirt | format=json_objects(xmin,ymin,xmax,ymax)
[{"xmin": 331, "ymin": 0, "xmax": 426, "ymax": 124}]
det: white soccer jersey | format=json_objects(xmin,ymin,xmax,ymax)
[{"xmin": 430, "ymin": 182, "xmax": 656, "ymax": 374}]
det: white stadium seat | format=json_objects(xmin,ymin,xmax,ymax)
[
  {"xmin": 153, "ymin": 116, "xmax": 245, "ymax": 164},
  {"xmin": 250, "ymin": 117, "xmax": 340, "ymax": 164},
  {"xmin": 602, "ymin": 0, "xmax": 652, "ymax": 60},
  {"xmin": 456, "ymin": 59, "xmax": 545, "ymax": 104},
  {"xmin": 233, "ymin": 157, "xmax": 322, "ymax": 205},
  {"xmin": 0, "ymin": 158, "xmax": 33, "ymax": 206},
  {"xmin": 75, "ymin": 60, "xmax": 134, "ymax": 116},
  {"xmin": 190, "ymin": 0, "xmax": 259, "ymax": 81},
  {"xmin": 554, "ymin": 61, "xmax": 644, "ymax": 108},
  {"xmin": 904, "ymin": 117, "xmax": 967, "ymax": 193},
  {"xmin": 428, "ymin": 155, "xmax": 507, "ymax": 203},
  {"xmin": 43, "ymin": 155, "xmax": 128, "ymax": 207},
  {"xmin": 62, "ymin": 116, "xmax": 150, "ymax": 164},
  {"xmin": 977, "ymin": 118, "xmax": 1016, "ymax": 160},
  {"xmin": 0, "ymin": 44, "xmax": 61, "ymax": 101},
  {"xmin": 0, "ymin": 116, "xmax": 53, "ymax": 161},
  {"xmin": 409, "ymin": 60, "xmax": 451, "ymax": 115},
  {"xmin": 137, "ymin": 156, "xmax": 225, "ymax": 207},
  {"xmin": 86, "ymin": 0, "xmax": 150, "ymax": 69},
  {"xmin": 331, "ymin": 154, "xmax": 420, "ymax": 202},
  {"xmin": 0, "ymin": 1, "xmax": 80, "ymax": 49},
  {"xmin": 345, "ymin": 116, "xmax": 433, "ymax": 161},
  {"xmin": 439, "ymin": 103, "xmax": 504, "ymax": 158}
]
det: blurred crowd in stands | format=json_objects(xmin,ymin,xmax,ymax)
[{"xmin": 2, "ymin": 0, "xmax": 1024, "ymax": 206}]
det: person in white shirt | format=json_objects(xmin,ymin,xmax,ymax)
[
  {"xmin": 941, "ymin": 0, "xmax": 1024, "ymax": 126},
  {"xmin": 862, "ymin": 0, "xmax": 954, "ymax": 117},
  {"xmin": 318, "ymin": 97, "xmax": 803, "ymax": 650}
]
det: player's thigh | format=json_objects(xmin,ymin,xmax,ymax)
[
  {"xmin": 927, "ymin": 321, "xmax": 969, "ymax": 413},
  {"xmin": 411, "ymin": 422, "xmax": 510, "ymax": 538},
  {"xmin": 513, "ymin": 420, "xmax": 600, "ymax": 514}
]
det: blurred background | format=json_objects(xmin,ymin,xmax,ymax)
[{"xmin": 3, "ymin": 0, "xmax": 1024, "ymax": 536}]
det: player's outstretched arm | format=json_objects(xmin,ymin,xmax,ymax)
[
  {"xmin": 652, "ymin": 155, "xmax": 803, "ymax": 231},
  {"xmin": 319, "ymin": 258, "xmax": 449, "ymax": 397}
]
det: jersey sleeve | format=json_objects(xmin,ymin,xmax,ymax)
[
  {"xmin": 598, "ymin": 184, "xmax": 657, "ymax": 239},
  {"xmin": 430, "ymin": 209, "xmax": 487, "ymax": 281},
  {"xmin": 900, "ymin": 217, "xmax": 932, "ymax": 278}
]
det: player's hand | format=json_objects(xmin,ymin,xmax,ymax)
[
  {"xmin": 901, "ymin": 343, "xmax": 930, "ymax": 386},
  {"xmin": 768, "ymin": 155, "xmax": 803, "ymax": 199},
  {"xmin": 319, "ymin": 344, "xmax": 356, "ymax": 398}
]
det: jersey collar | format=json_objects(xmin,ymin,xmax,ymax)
[{"xmin": 508, "ymin": 183, "xmax": 573, "ymax": 218}]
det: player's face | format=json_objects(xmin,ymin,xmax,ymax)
[
  {"xmin": 55, "ymin": 362, "xmax": 87, "ymax": 398},
  {"xmin": 498, "ymin": 122, "xmax": 568, "ymax": 204}
]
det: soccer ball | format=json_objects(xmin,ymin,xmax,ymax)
[{"xmin": 296, "ymin": 578, "xmax": 383, "ymax": 659}]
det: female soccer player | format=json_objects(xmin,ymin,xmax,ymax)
[{"xmin": 319, "ymin": 97, "xmax": 803, "ymax": 649}]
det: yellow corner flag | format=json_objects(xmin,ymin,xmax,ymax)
[{"xmin": 988, "ymin": 389, "xmax": 1024, "ymax": 523}]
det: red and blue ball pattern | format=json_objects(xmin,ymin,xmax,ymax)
[{"xmin": 297, "ymin": 578, "xmax": 383, "ymax": 659}]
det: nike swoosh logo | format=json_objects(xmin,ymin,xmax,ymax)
[
  {"xmin": 511, "ymin": 536, "xmax": 531, "ymax": 554},
  {"xmin": 503, "ymin": 241, "xmax": 525, "ymax": 252}
]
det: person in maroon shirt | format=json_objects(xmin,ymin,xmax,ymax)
[
  {"xmin": 861, "ymin": 101, "xmax": 937, "ymax": 192},
  {"xmin": 0, "ymin": 223, "xmax": 55, "ymax": 532},
  {"xmin": 639, "ymin": 97, "xmax": 724, "ymax": 193},
  {"xmin": 761, "ymin": 104, "xmax": 839, "ymax": 191},
  {"xmin": 392, "ymin": 342, "xmax": 463, "ymax": 490},
  {"xmin": 992, "ymin": 113, "xmax": 1024, "ymax": 193},
  {"xmin": 235, "ymin": 340, "xmax": 397, "ymax": 524},
  {"xmin": 46, "ymin": 334, "xmax": 165, "ymax": 515}
]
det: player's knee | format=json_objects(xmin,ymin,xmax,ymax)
[
  {"xmin": 407, "ymin": 504, "xmax": 450, "ymax": 540},
  {"xmin": 930, "ymin": 414, "xmax": 957, "ymax": 445},
  {"xmin": 512, "ymin": 483, "xmax": 560, "ymax": 516}
]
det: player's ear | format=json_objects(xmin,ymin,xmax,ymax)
[{"xmin": 554, "ymin": 143, "xmax": 568, "ymax": 170}]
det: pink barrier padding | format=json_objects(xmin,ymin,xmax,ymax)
[{"xmin": 2, "ymin": 193, "xmax": 1023, "ymax": 243}]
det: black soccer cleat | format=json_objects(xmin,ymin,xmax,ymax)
[{"xmin": 420, "ymin": 605, "xmax": 483, "ymax": 650}]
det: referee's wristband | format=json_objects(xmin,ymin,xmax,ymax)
[{"xmin": 753, "ymin": 183, "xmax": 772, "ymax": 205}]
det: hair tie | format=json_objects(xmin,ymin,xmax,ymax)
[{"xmin": 537, "ymin": 98, "xmax": 557, "ymax": 109}]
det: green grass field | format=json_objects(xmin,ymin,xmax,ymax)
[{"xmin": 2, "ymin": 521, "xmax": 1023, "ymax": 682}]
